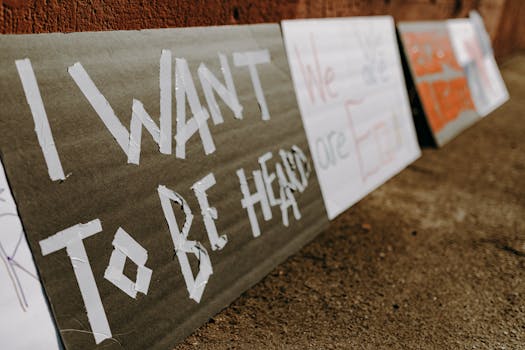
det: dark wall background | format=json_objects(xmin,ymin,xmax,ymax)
[{"xmin": 1, "ymin": 0, "xmax": 524, "ymax": 59}]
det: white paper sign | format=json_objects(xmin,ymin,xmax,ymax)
[
  {"xmin": 0, "ymin": 160, "xmax": 61, "ymax": 349},
  {"xmin": 282, "ymin": 16, "xmax": 421, "ymax": 219},
  {"xmin": 447, "ymin": 13, "xmax": 509, "ymax": 116}
]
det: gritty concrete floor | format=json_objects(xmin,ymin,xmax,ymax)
[{"xmin": 175, "ymin": 55, "xmax": 525, "ymax": 350}]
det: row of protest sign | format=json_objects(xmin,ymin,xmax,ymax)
[{"xmin": 0, "ymin": 11, "xmax": 507, "ymax": 349}]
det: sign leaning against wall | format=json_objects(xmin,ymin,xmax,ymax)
[
  {"xmin": 282, "ymin": 16, "xmax": 421, "ymax": 219},
  {"xmin": 0, "ymin": 24, "xmax": 329, "ymax": 349},
  {"xmin": 398, "ymin": 21, "xmax": 479, "ymax": 146}
]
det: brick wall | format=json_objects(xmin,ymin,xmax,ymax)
[{"xmin": 1, "ymin": 0, "xmax": 523, "ymax": 58}]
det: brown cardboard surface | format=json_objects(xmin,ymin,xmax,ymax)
[{"xmin": 0, "ymin": 24, "xmax": 328, "ymax": 349}]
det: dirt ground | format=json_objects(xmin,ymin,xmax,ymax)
[{"xmin": 174, "ymin": 55, "xmax": 525, "ymax": 349}]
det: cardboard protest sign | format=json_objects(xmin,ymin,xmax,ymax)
[
  {"xmin": 0, "ymin": 159, "xmax": 61, "ymax": 349},
  {"xmin": 282, "ymin": 16, "xmax": 421, "ymax": 219},
  {"xmin": 0, "ymin": 24, "xmax": 328, "ymax": 349},
  {"xmin": 447, "ymin": 12, "xmax": 508, "ymax": 116},
  {"xmin": 398, "ymin": 21, "xmax": 479, "ymax": 146}
]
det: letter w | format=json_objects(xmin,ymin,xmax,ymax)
[{"xmin": 68, "ymin": 50, "xmax": 172, "ymax": 165}]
